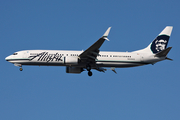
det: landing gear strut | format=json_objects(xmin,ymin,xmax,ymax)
[
  {"xmin": 86, "ymin": 64, "xmax": 91, "ymax": 71},
  {"xmin": 86, "ymin": 64, "xmax": 92, "ymax": 76}
]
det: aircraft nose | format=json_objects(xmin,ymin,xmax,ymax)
[{"xmin": 5, "ymin": 55, "xmax": 11, "ymax": 61}]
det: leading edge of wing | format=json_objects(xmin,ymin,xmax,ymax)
[{"xmin": 79, "ymin": 27, "xmax": 111, "ymax": 59}]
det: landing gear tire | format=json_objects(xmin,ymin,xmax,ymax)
[
  {"xmin": 19, "ymin": 67, "xmax": 23, "ymax": 71},
  {"xmin": 88, "ymin": 71, "xmax": 92, "ymax": 76}
]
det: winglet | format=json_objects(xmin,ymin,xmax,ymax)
[{"xmin": 103, "ymin": 27, "xmax": 111, "ymax": 38}]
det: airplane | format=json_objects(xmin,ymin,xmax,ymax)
[{"xmin": 5, "ymin": 26, "xmax": 173, "ymax": 76}]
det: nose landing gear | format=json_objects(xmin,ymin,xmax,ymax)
[
  {"xmin": 14, "ymin": 64, "xmax": 23, "ymax": 71},
  {"xmin": 19, "ymin": 67, "xmax": 23, "ymax": 71}
]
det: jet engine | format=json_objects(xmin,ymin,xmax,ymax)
[{"xmin": 66, "ymin": 66, "xmax": 83, "ymax": 74}]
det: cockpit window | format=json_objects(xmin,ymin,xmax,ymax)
[{"xmin": 13, "ymin": 53, "xmax": 18, "ymax": 55}]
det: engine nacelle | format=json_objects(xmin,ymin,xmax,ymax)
[
  {"xmin": 66, "ymin": 66, "xmax": 83, "ymax": 74},
  {"xmin": 64, "ymin": 56, "xmax": 79, "ymax": 65}
]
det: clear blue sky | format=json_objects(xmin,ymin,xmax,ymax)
[{"xmin": 1, "ymin": 0, "xmax": 180, "ymax": 120}]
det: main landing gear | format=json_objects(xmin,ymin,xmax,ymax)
[
  {"xmin": 86, "ymin": 64, "xmax": 92, "ymax": 76},
  {"xmin": 88, "ymin": 71, "xmax": 92, "ymax": 76}
]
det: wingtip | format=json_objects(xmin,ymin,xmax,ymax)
[{"xmin": 103, "ymin": 27, "xmax": 111, "ymax": 37}]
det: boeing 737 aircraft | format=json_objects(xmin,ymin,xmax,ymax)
[{"xmin": 5, "ymin": 26, "xmax": 173, "ymax": 76}]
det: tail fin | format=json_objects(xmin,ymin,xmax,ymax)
[
  {"xmin": 150, "ymin": 26, "xmax": 173, "ymax": 54},
  {"xmin": 134, "ymin": 26, "xmax": 173, "ymax": 54}
]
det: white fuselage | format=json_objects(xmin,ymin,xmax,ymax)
[
  {"xmin": 5, "ymin": 26, "xmax": 173, "ymax": 76},
  {"xmin": 5, "ymin": 50, "xmax": 164, "ymax": 68}
]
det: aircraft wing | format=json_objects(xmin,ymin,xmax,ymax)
[{"xmin": 79, "ymin": 27, "xmax": 111, "ymax": 62}]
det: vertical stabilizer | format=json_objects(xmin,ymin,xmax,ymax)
[
  {"xmin": 134, "ymin": 26, "xmax": 173, "ymax": 54},
  {"xmin": 150, "ymin": 26, "xmax": 173, "ymax": 54}
]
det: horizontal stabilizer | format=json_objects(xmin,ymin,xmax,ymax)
[
  {"xmin": 155, "ymin": 47, "xmax": 172, "ymax": 57},
  {"xmin": 166, "ymin": 57, "xmax": 173, "ymax": 61}
]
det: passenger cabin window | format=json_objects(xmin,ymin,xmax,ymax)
[{"xmin": 13, "ymin": 53, "xmax": 18, "ymax": 55}]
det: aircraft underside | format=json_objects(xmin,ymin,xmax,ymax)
[{"xmin": 8, "ymin": 59, "xmax": 148, "ymax": 76}]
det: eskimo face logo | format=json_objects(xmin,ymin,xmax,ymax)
[
  {"xmin": 151, "ymin": 35, "xmax": 169, "ymax": 54},
  {"xmin": 155, "ymin": 39, "xmax": 167, "ymax": 52}
]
